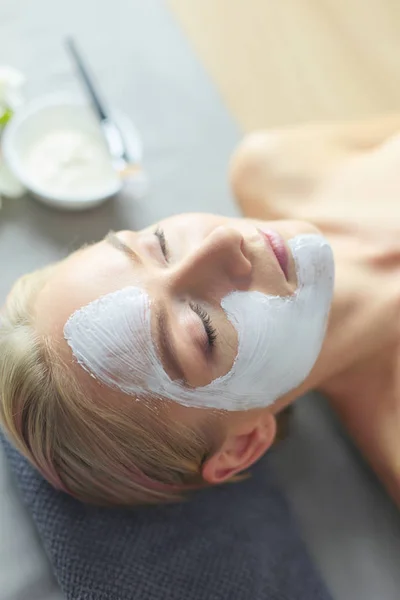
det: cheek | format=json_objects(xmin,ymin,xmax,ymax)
[{"xmin": 213, "ymin": 315, "xmax": 239, "ymax": 378}]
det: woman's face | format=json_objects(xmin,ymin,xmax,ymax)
[{"xmin": 35, "ymin": 213, "xmax": 320, "ymax": 398}]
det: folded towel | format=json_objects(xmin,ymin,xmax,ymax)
[{"xmin": 2, "ymin": 434, "xmax": 331, "ymax": 600}]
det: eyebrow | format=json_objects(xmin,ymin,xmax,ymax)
[
  {"xmin": 104, "ymin": 231, "xmax": 142, "ymax": 264},
  {"xmin": 156, "ymin": 306, "xmax": 187, "ymax": 383}
]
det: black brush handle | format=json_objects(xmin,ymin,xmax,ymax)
[{"xmin": 65, "ymin": 36, "xmax": 108, "ymax": 122}]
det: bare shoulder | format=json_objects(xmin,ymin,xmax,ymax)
[
  {"xmin": 319, "ymin": 348, "xmax": 400, "ymax": 509},
  {"xmin": 230, "ymin": 114, "xmax": 400, "ymax": 221}
]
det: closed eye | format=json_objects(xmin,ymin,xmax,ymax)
[
  {"xmin": 154, "ymin": 227, "xmax": 170, "ymax": 261},
  {"xmin": 190, "ymin": 302, "xmax": 218, "ymax": 350}
]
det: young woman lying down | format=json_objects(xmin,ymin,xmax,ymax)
[{"xmin": 2, "ymin": 115, "xmax": 400, "ymax": 507}]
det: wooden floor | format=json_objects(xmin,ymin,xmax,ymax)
[{"xmin": 169, "ymin": 0, "xmax": 400, "ymax": 131}]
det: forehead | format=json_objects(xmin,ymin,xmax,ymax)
[{"xmin": 34, "ymin": 237, "xmax": 139, "ymax": 340}]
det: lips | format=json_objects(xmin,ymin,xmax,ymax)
[{"xmin": 257, "ymin": 228, "xmax": 289, "ymax": 279}]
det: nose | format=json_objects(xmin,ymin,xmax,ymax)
[{"xmin": 170, "ymin": 226, "xmax": 252, "ymax": 299}]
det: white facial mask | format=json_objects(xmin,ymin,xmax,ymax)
[{"xmin": 64, "ymin": 234, "xmax": 334, "ymax": 411}]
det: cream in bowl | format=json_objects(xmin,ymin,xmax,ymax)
[{"xmin": 3, "ymin": 95, "xmax": 123, "ymax": 210}]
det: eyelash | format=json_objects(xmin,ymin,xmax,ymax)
[
  {"xmin": 154, "ymin": 227, "xmax": 170, "ymax": 261},
  {"xmin": 190, "ymin": 302, "xmax": 218, "ymax": 349}
]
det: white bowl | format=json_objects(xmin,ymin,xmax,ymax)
[{"xmin": 2, "ymin": 94, "xmax": 142, "ymax": 211}]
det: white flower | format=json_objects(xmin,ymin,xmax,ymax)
[
  {"xmin": 0, "ymin": 66, "xmax": 25, "ymax": 111},
  {"xmin": 0, "ymin": 67, "xmax": 26, "ymax": 204}
]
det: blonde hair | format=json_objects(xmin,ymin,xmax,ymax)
[{"xmin": 0, "ymin": 263, "xmax": 223, "ymax": 506}]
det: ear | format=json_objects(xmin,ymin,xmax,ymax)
[{"xmin": 202, "ymin": 412, "xmax": 277, "ymax": 485}]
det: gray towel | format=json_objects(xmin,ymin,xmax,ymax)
[{"xmin": 2, "ymin": 434, "xmax": 331, "ymax": 600}]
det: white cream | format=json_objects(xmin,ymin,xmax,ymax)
[
  {"xmin": 64, "ymin": 234, "xmax": 334, "ymax": 411},
  {"xmin": 24, "ymin": 129, "xmax": 118, "ymax": 199}
]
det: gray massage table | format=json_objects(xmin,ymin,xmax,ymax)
[{"xmin": 1, "ymin": 1, "xmax": 400, "ymax": 599}]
